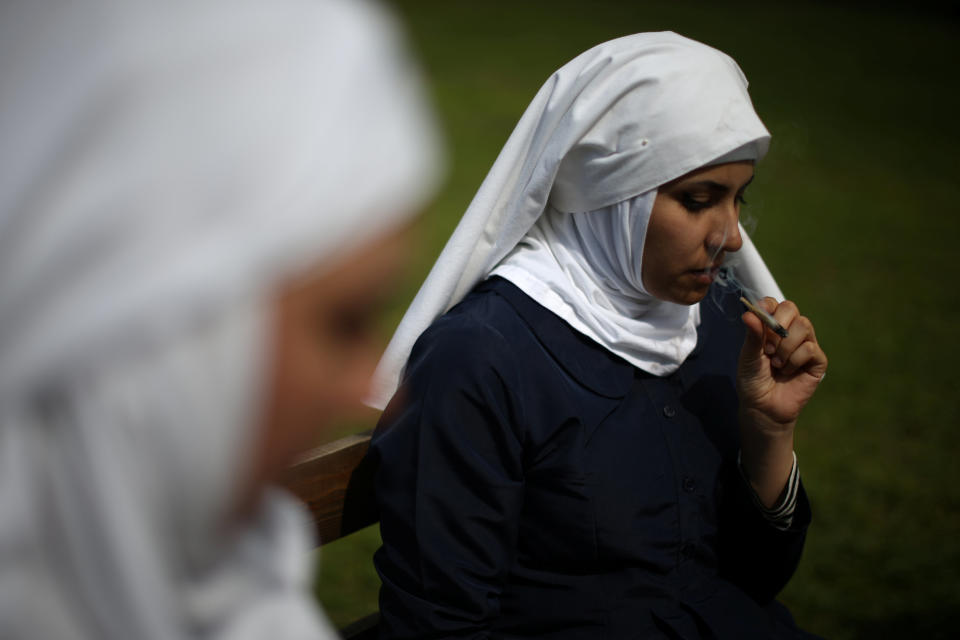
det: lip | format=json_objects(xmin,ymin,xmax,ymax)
[{"xmin": 690, "ymin": 264, "xmax": 722, "ymax": 284}]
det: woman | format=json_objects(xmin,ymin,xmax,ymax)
[
  {"xmin": 369, "ymin": 33, "xmax": 826, "ymax": 639},
  {"xmin": 0, "ymin": 0, "xmax": 439, "ymax": 638}
]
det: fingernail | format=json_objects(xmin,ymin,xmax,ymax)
[
  {"xmin": 764, "ymin": 343, "xmax": 776, "ymax": 355},
  {"xmin": 772, "ymin": 356, "xmax": 783, "ymax": 368}
]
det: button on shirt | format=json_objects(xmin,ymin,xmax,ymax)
[{"xmin": 372, "ymin": 277, "xmax": 812, "ymax": 640}]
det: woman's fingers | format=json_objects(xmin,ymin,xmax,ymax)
[
  {"xmin": 756, "ymin": 297, "xmax": 794, "ymax": 354},
  {"xmin": 738, "ymin": 297, "xmax": 828, "ymax": 427},
  {"xmin": 756, "ymin": 298, "xmax": 826, "ymax": 378},
  {"xmin": 777, "ymin": 340, "xmax": 825, "ymax": 378}
]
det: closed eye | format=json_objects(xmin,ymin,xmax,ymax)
[{"xmin": 680, "ymin": 192, "xmax": 713, "ymax": 212}]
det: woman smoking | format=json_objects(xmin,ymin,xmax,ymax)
[{"xmin": 370, "ymin": 32, "xmax": 827, "ymax": 639}]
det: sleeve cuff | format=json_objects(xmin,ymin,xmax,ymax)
[{"xmin": 737, "ymin": 450, "xmax": 800, "ymax": 531}]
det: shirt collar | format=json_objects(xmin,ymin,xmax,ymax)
[{"xmin": 485, "ymin": 277, "xmax": 635, "ymax": 398}]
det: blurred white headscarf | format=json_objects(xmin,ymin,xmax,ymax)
[
  {"xmin": 0, "ymin": 0, "xmax": 440, "ymax": 638},
  {"xmin": 370, "ymin": 32, "xmax": 781, "ymax": 407}
]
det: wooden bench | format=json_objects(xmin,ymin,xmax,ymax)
[{"xmin": 282, "ymin": 430, "xmax": 380, "ymax": 640}]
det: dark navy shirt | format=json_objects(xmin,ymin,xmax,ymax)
[{"xmin": 371, "ymin": 277, "xmax": 812, "ymax": 639}]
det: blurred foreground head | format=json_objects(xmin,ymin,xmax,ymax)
[{"xmin": 0, "ymin": 0, "xmax": 440, "ymax": 637}]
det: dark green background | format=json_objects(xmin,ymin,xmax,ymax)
[{"xmin": 316, "ymin": 2, "xmax": 960, "ymax": 638}]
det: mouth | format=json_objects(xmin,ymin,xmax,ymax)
[
  {"xmin": 695, "ymin": 261, "xmax": 724, "ymax": 274},
  {"xmin": 690, "ymin": 262, "xmax": 723, "ymax": 285}
]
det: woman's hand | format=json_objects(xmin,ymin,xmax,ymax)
[
  {"xmin": 738, "ymin": 298, "xmax": 827, "ymax": 430},
  {"xmin": 736, "ymin": 298, "xmax": 827, "ymax": 507}
]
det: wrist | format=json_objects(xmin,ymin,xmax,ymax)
[
  {"xmin": 738, "ymin": 415, "xmax": 796, "ymax": 508},
  {"xmin": 739, "ymin": 404, "xmax": 796, "ymax": 437},
  {"xmin": 737, "ymin": 450, "xmax": 800, "ymax": 530}
]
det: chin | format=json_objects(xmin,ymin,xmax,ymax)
[
  {"xmin": 649, "ymin": 277, "xmax": 710, "ymax": 306},
  {"xmin": 672, "ymin": 287, "xmax": 709, "ymax": 306}
]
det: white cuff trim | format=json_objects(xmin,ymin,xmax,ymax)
[{"xmin": 737, "ymin": 450, "xmax": 800, "ymax": 531}]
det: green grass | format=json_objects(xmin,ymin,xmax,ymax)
[{"xmin": 315, "ymin": 2, "xmax": 960, "ymax": 637}]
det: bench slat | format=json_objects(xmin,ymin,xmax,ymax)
[{"xmin": 282, "ymin": 430, "xmax": 378, "ymax": 545}]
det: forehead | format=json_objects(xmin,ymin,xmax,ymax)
[{"xmin": 662, "ymin": 160, "xmax": 755, "ymax": 190}]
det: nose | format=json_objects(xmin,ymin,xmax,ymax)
[
  {"xmin": 707, "ymin": 202, "xmax": 743, "ymax": 255},
  {"xmin": 722, "ymin": 218, "xmax": 743, "ymax": 253}
]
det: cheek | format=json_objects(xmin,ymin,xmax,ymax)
[
  {"xmin": 643, "ymin": 226, "xmax": 688, "ymax": 287},
  {"xmin": 260, "ymin": 314, "xmax": 352, "ymax": 460},
  {"xmin": 283, "ymin": 327, "xmax": 377, "ymax": 429},
  {"xmin": 642, "ymin": 217, "xmax": 711, "ymax": 303}
]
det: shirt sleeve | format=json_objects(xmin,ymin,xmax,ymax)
[
  {"xmin": 737, "ymin": 450, "xmax": 801, "ymax": 531},
  {"xmin": 717, "ymin": 452, "xmax": 812, "ymax": 605},
  {"xmin": 370, "ymin": 320, "xmax": 526, "ymax": 640}
]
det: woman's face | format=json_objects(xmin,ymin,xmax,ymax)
[
  {"xmin": 642, "ymin": 161, "xmax": 754, "ymax": 305},
  {"xmin": 246, "ymin": 224, "xmax": 413, "ymax": 498}
]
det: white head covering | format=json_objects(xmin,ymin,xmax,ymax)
[
  {"xmin": 491, "ymin": 192, "xmax": 702, "ymax": 376},
  {"xmin": 0, "ymin": 0, "xmax": 439, "ymax": 638},
  {"xmin": 370, "ymin": 31, "xmax": 781, "ymax": 408}
]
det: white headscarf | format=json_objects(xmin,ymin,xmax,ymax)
[
  {"xmin": 0, "ymin": 0, "xmax": 439, "ymax": 638},
  {"xmin": 370, "ymin": 32, "xmax": 782, "ymax": 407},
  {"xmin": 491, "ymin": 192, "xmax": 702, "ymax": 376}
]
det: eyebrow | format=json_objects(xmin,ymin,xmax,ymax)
[{"xmin": 679, "ymin": 175, "xmax": 755, "ymax": 193}]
